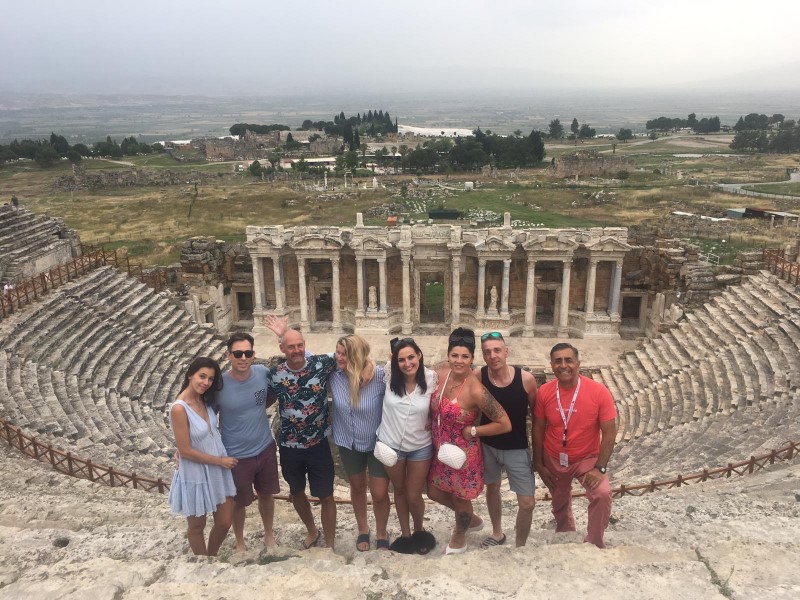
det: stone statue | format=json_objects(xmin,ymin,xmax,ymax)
[
  {"xmin": 489, "ymin": 286, "xmax": 498, "ymax": 312},
  {"xmin": 368, "ymin": 285, "xmax": 378, "ymax": 311}
]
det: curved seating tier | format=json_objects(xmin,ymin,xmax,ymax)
[
  {"xmin": 0, "ymin": 266, "xmax": 226, "ymax": 479},
  {"xmin": 0, "ymin": 205, "xmax": 74, "ymax": 283},
  {"xmin": 603, "ymin": 270, "xmax": 800, "ymax": 481}
]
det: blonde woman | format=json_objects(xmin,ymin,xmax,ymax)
[{"xmin": 330, "ymin": 335, "xmax": 391, "ymax": 551}]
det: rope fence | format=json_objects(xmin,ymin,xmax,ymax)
[{"xmin": 2, "ymin": 415, "xmax": 799, "ymax": 504}]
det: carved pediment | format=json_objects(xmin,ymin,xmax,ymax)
[
  {"xmin": 355, "ymin": 235, "xmax": 392, "ymax": 251},
  {"xmin": 584, "ymin": 236, "xmax": 632, "ymax": 253},
  {"xmin": 245, "ymin": 236, "xmax": 282, "ymax": 253},
  {"xmin": 522, "ymin": 234, "xmax": 578, "ymax": 253},
  {"xmin": 475, "ymin": 235, "xmax": 516, "ymax": 253},
  {"xmin": 289, "ymin": 234, "xmax": 343, "ymax": 251}
]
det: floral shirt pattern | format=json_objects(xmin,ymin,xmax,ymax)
[{"xmin": 270, "ymin": 354, "xmax": 336, "ymax": 449}]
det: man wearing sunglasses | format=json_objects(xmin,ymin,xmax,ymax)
[
  {"xmin": 217, "ymin": 332, "xmax": 280, "ymax": 553},
  {"xmin": 478, "ymin": 331, "xmax": 538, "ymax": 547}
]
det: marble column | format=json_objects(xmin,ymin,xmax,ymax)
[
  {"xmin": 585, "ymin": 259, "xmax": 598, "ymax": 315},
  {"xmin": 558, "ymin": 259, "xmax": 572, "ymax": 335},
  {"xmin": 331, "ymin": 257, "xmax": 341, "ymax": 330},
  {"xmin": 297, "ymin": 257, "xmax": 309, "ymax": 332},
  {"xmin": 524, "ymin": 259, "xmax": 537, "ymax": 335},
  {"xmin": 401, "ymin": 252, "xmax": 412, "ymax": 334},
  {"xmin": 252, "ymin": 256, "xmax": 265, "ymax": 311},
  {"xmin": 250, "ymin": 256, "xmax": 267, "ymax": 334},
  {"xmin": 378, "ymin": 257, "xmax": 388, "ymax": 314},
  {"xmin": 355, "ymin": 257, "xmax": 365, "ymax": 317},
  {"xmin": 500, "ymin": 258, "xmax": 511, "ymax": 319},
  {"xmin": 272, "ymin": 256, "xmax": 285, "ymax": 312},
  {"xmin": 477, "ymin": 258, "xmax": 486, "ymax": 317},
  {"xmin": 610, "ymin": 259, "xmax": 623, "ymax": 318},
  {"xmin": 451, "ymin": 255, "xmax": 461, "ymax": 325}
]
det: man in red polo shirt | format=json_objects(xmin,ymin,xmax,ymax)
[{"xmin": 533, "ymin": 343, "xmax": 617, "ymax": 548}]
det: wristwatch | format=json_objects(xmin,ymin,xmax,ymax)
[
  {"xmin": 596, "ymin": 465, "xmax": 607, "ymax": 474},
  {"xmin": 470, "ymin": 426, "xmax": 477, "ymax": 438}
]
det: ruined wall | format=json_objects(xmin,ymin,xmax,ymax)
[
  {"xmin": 550, "ymin": 150, "xmax": 635, "ymax": 179},
  {"xmin": 53, "ymin": 166, "xmax": 213, "ymax": 192}
]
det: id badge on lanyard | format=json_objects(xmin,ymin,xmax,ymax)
[{"xmin": 556, "ymin": 378, "xmax": 581, "ymax": 468}]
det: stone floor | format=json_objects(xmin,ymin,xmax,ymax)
[{"xmin": 253, "ymin": 331, "xmax": 640, "ymax": 372}]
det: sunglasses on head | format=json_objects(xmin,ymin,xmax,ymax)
[
  {"xmin": 390, "ymin": 337, "xmax": 414, "ymax": 351},
  {"xmin": 448, "ymin": 334, "xmax": 474, "ymax": 346},
  {"xmin": 481, "ymin": 331, "xmax": 504, "ymax": 342},
  {"xmin": 230, "ymin": 350, "xmax": 255, "ymax": 359}
]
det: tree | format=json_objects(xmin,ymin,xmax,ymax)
[
  {"xmin": 66, "ymin": 150, "xmax": 82, "ymax": 164},
  {"xmin": 548, "ymin": 119, "xmax": 564, "ymax": 139},
  {"xmin": 513, "ymin": 129, "xmax": 522, "ymax": 138},
  {"xmin": 248, "ymin": 160, "xmax": 262, "ymax": 177},
  {"xmin": 49, "ymin": 133, "xmax": 70, "ymax": 156},
  {"xmin": 34, "ymin": 145, "xmax": 60, "ymax": 168},
  {"xmin": 648, "ymin": 131, "xmax": 658, "ymax": 140},
  {"xmin": 687, "ymin": 113, "xmax": 698, "ymax": 128},
  {"xmin": 527, "ymin": 130, "xmax": 546, "ymax": 163},
  {"xmin": 344, "ymin": 150, "xmax": 359, "ymax": 170},
  {"xmin": 570, "ymin": 118, "xmax": 579, "ymax": 136},
  {"xmin": 578, "ymin": 124, "xmax": 596, "ymax": 140},
  {"xmin": 616, "ymin": 128, "xmax": 633, "ymax": 142}
]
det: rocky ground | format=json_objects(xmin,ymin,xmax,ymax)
[{"xmin": 1, "ymin": 442, "xmax": 799, "ymax": 599}]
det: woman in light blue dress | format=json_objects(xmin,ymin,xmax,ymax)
[{"xmin": 168, "ymin": 357, "xmax": 237, "ymax": 556}]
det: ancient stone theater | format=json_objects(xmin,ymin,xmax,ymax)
[{"xmin": 242, "ymin": 213, "xmax": 631, "ymax": 338}]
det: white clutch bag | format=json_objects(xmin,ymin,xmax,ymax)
[
  {"xmin": 437, "ymin": 443, "xmax": 467, "ymax": 470},
  {"xmin": 373, "ymin": 440, "xmax": 399, "ymax": 467}
]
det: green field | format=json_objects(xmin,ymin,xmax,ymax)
[
  {"xmin": 742, "ymin": 182, "xmax": 800, "ymax": 197},
  {"xmin": 2, "ymin": 134, "xmax": 798, "ymax": 266}
]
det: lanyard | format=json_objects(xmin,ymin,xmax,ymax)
[{"xmin": 555, "ymin": 378, "xmax": 581, "ymax": 447}]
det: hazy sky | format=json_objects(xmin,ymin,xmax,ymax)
[{"xmin": 2, "ymin": 0, "xmax": 798, "ymax": 95}]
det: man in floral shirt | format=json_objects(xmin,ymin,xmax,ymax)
[{"xmin": 270, "ymin": 328, "xmax": 337, "ymax": 549}]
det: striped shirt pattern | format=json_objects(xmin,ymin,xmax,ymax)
[{"xmin": 330, "ymin": 364, "xmax": 385, "ymax": 452}]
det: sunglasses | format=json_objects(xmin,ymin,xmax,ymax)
[
  {"xmin": 481, "ymin": 331, "xmax": 504, "ymax": 342},
  {"xmin": 230, "ymin": 350, "xmax": 255, "ymax": 359},
  {"xmin": 390, "ymin": 337, "xmax": 414, "ymax": 350},
  {"xmin": 448, "ymin": 334, "xmax": 475, "ymax": 346}
]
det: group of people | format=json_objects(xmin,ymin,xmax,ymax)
[{"xmin": 168, "ymin": 319, "xmax": 618, "ymax": 556}]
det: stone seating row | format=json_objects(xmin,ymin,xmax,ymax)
[
  {"xmin": 610, "ymin": 389, "xmax": 800, "ymax": 482},
  {"xmin": 600, "ymin": 272, "xmax": 800, "ymax": 452},
  {"xmin": 0, "ymin": 266, "xmax": 226, "ymax": 480}
]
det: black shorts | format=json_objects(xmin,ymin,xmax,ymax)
[{"xmin": 279, "ymin": 441, "xmax": 335, "ymax": 499}]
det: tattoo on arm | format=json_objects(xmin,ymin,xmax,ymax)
[{"xmin": 480, "ymin": 387, "xmax": 508, "ymax": 422}]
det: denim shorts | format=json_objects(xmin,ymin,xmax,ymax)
[{"xmin": 396, "ymin": 443, "xmax": 434, "ymax": 462}]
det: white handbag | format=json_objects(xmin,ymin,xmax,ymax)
[
  {"xmin": 373, "ymin": 440, "xmax": 399, "ymax": 467},
  {"xmin": 437, "ymin": 442, "xmax": 467, "ymax": 470},
  {"xmin": 435, "ymin": 370, "xmax": 468, "ymax": 470}
]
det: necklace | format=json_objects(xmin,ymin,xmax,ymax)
[{"xmin": 488, "ymin": 365, "xmax": 513, "ymax": 388}]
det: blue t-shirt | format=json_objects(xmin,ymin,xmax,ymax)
[{"xmin": 217, "ymin": 364, "xmax": 274, "ymax": 459}]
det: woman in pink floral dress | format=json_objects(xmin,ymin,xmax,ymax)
[{"xmin": 428, "ymin": 328, "xmax": 511, "ymax": 554}]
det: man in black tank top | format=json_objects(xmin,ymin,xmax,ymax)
[{"xmin": 478, "ymin": 332, "xmax": 538, "ymax": 547}]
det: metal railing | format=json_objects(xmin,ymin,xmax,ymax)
[{"xmin": 763, "ymin": 248, "xmax": 800, "ymax": 285}]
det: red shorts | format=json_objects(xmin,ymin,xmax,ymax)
[{"xmin": 231, "ymin": 442, "xmax": 280, "ymax": 508}]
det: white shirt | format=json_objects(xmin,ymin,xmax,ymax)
[{"xmin": 376, "ymin": 367, "xmax": 437, "ymax": 452}]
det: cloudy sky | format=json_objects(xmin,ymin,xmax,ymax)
[{"xmin": 1, "ymin": 0, "xmax": 798, "ymax": 96}]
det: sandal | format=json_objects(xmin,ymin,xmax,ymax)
[
  {"xmin": 411, "ymin": 530, "xmax": 437, "ymax": 555},
  {"xmin": 356, "ymin": 532, "xmax": 371, "ymax": 552},
  {"xmin": 376, "ymin": 538, "xmax": 391, "ymax": 551},
  {"xmin": 480, "ymin": 533, "xmax": 507, "ymax": 548}
]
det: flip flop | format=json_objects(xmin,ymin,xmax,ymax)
[
  {"xmin": 356, "ymin": 532, "xmax": 371, "ymax": 552},
  {"xmin": 411, "ymin": 530, "xmax": 437, "ymax": 555},
  {"xmin": 444, "ymin": 542, "xmax": 468, "ymax": 555},
  {"xmin": 376, "ymin": 538, "xmax": 391, "ymax": 551},
  {"xmin": 480, "ymin": 534, "xmax": 507, "ymax": 548},
  {"xmin": 301, "ymin": 529, "xmax": 321, "ymax": 550}
]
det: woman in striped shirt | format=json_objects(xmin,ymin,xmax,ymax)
[{"xmin": 330, "ymin": 334, "xmax": 391, "ymax": 551}]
